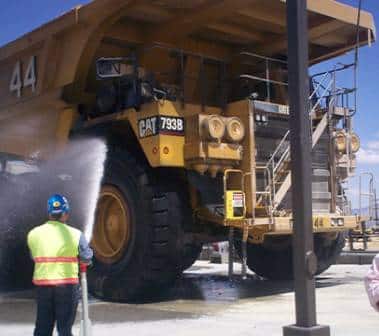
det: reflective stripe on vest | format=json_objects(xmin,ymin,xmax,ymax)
[
  {"xmin": 34, "ymin": 257, "xmax": 79, "ymax": 263},
  {"xmin": 27, "ymin": 221, "xmax": 81, "ymax": 286}
]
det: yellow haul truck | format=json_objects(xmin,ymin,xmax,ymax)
[{"xmin": 0, "ymin": 0, "xmax": 375, "ymax": 300}]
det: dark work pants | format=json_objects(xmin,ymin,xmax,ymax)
[{"xmin": 34, "ymin": 285, "xmax": 80, "ymax": 336}]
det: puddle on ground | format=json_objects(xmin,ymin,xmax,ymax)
[{"xmin": 0, "ymin": 262, "xmax": 350, "ymax": 325}]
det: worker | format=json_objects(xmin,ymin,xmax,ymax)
[
  {"xmin": 365, "ymin": 253, "xmax": 379, "ymax": 311},
  {"xmin": 27, "ymin": 194, "xmax": 93, "ymax": 336}
]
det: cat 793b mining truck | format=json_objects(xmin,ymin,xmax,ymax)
[{"xmin": 0, "ymin": 0, "xmax": 375, "ymax": 301}]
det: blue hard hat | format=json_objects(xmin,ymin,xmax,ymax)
[{"xmin": 47, "ymin": 194, "xmax": 70, "ymax": 215}]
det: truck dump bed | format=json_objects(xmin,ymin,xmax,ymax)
[
  {"xmin": 0, "ymin": 0, "xmax": 375, "ymax": 62},
  {"xmin": 0, "ymin": 0, "xmax": 375, "ymax": 157}
]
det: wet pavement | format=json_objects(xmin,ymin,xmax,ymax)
[{"xmin": 0, "ymin": 261, "xmax": 378, "ymax": 336}]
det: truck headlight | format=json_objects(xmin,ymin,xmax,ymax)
[
  {"xmin": 335, "ymin": 131, "xmax": 360, "ymax": 154},
  {"xmin": 202, "ymin": 115, "xmax": 226, "ymax": 141},
  {"xmin": 351, "ymin": 133, "xmax": 360, "ymax": 153},
  {"xmin": 225, "ymin": 117, "xmax": 245, "ymax": 143},
  {"xmin": 335, "ymin": 131, "xmax": 346, "ymax": 153}
]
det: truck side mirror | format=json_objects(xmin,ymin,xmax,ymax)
[{"xmin": 96, "ymin": 58, "xmax": 124, "ymax": 79}]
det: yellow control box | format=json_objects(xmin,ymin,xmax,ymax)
[{"xmin": 225, "ymin": 190, "xmax": 246, "ymax": 220}]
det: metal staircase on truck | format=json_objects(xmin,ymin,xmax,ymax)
[{"xmin": 256, "ymin": 63, "xmax": 357, "ymax": 217}]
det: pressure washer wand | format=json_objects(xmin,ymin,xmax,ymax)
[{"xmin": 80, "ymin": 263, "xmax": 92, "ymax": 336}]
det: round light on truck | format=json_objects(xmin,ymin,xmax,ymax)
[
  {"xmin": 334, "ymin": 131, "xmax": 346, "ymax": 153},
  {"xmin": 335, "ymin": 131, "xmax": 360, "ymax": 154},
  {"xmin": 202, "ymin": 115, "xmax": 226, "ymax": 141},
  {"xmin": 351, "ymin": 133, "xmax": 360, "ymax": 153},
  {"xmin": 225, "ymin": 117, "xmax": 245, "ymax": 143}
]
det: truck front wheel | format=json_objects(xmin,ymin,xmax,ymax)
[{"xmin": 88, "ymin": 149, "xmax": 191, "ymax": 302}]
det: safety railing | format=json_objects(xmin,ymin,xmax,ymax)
[
  {"xmin": 310, "ymin": 63, "xmax": 357, "ymax": 117},
  {"xmin": 256, "ymin": 63, "xmax": 358, "ymax": 213},
  {"xmin": 254, "ymin": 166, "xmax": 274, "ymax": 223},
  {"xmin": 237, "ymin": 52, "xmax": 288, "ymax": 104}
]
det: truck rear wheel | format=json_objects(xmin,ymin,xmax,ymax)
[
  {"xmin": 180, "ymin": 242, "xmax": 203, "ymax": 272},
  {"xmin": 88, "ymin": 149, "xmax": 190, "ymax": 302},
  {"xmin": 235, "ymin": 232, "xmax": 345, "ymax": 280}
]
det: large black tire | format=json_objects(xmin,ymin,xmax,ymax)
[
  {"xmin": 235, "ymin": 233, "xmax": 345, "ymax": 280},
  {"xmin": 314, "ymin": 232, "xmax": 346, "ymax": 274},
  {"xmin": 0, "ymin": 240, "xmax": 34, "ymax": 290},
  {"xmin": 88, "ymin": 149, "xmax": 193, "ymax": 302},
  {"xmin": 179, "ymin": 242, "xmax": 203, "ymax": 272}
]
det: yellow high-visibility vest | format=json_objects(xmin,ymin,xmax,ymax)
[{"xmin": 27, "ymin": 221, "xmax": 81, "ymax": 286}]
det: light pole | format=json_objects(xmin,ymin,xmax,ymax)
[{"xmin": 283, "ymin": 1, "xmax": 330, "ymax": 335}]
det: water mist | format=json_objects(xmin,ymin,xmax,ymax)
[{"xmin": 0, "ymin": 138, "xmax": 107, "ymax": 289}]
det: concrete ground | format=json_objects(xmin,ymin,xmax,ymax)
[{"xmin": 0, "ymin": 261, "xmax": 378, "ymax": 336}]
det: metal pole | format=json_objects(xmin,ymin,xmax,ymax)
[
  {"xmin": 241, "ymin": 225, "xmax": 248, "ymax": 279},
  {"xmin": 80, "ymin": 265, "xmax": 92, "ymax": 336},
  {"xmin": 228, "ymin": 227, "xmax": 234, "ymax": 280},
  {"xmin": 266, "ymin": 59, "xmax": 271, "ymax": 102},
  {"xmin": 359, "ymin": 174, "xmax": 362, "ymax": 217},
  {"xmin": 362, "ymin": 221, "xmax": 368, "ymax": 251},
  {"xmin": 329, "ymin": 71, "xmax": 337, "ymax": 213},
  {"xmin": 360, "ymin": 172, "xmax": 375, "ymax": 219},
  {"xmin": 349, "ymin": 230, "xmax": 354, "ymax": 251},
  {"xmin": 369, "ymin": 175, "xmax": 374, "ymax": 220},
  {"xmin": 283, "ymin": 1, "xmax": 330, "ymax": 335},
  {"xmin": 374, "ymin": 189, "xmax": 379, "ymax": 228}
]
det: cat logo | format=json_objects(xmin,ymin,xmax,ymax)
[
  {"xmin": 138, "ymin": 117, "xmax": 158, "ymax": 138},
  {"xmin": 138, "ymin": 116, "xmax": 185, "ymax": 138}
]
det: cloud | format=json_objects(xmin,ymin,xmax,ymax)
[
  {"xmin": 356, "ymin": 135, "xmax": 379, "ymax": 164},
  {"xmin": 357, "ymin": 148, "xmax": 379, "ymax": 164},
  {"xmin": 367, "ymin": 141, "xmax": 379, "ymax": 150}
]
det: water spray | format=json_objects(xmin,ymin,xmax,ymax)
[{"xmin": 0, "ymin": 138, "xmax": 107, "ymax": 333}]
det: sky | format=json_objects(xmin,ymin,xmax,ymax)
[
  {"xmin": 321, "ymin": 0, "xmax": 379, "ymax": 210},
  {"xmin": 0, "ymin": 0, "xmax": 377, "ymax": 209}
]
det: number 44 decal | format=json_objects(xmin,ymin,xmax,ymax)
[{"xmin": 9, "ymin": 56, "xmax": 37, "ymax": 98}]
